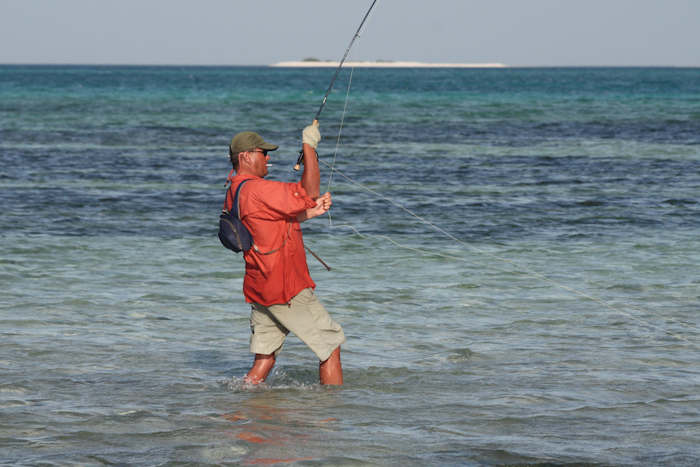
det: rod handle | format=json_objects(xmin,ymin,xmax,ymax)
[
  {"xmin": 293, "ymin": 119, "xmax": 319, "ymax": 171},
  {"xmin": 305, "ymin": 245, "xmax": 331, "ymax": 271}
]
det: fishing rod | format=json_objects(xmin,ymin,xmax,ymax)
[{"xmin": 294, "ymin": 0, "xmax": 380, "ymax": 171}]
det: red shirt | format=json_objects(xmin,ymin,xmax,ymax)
[{"xmin": 226, "ymin": 174, "xmax": 318, "ymax": 306}]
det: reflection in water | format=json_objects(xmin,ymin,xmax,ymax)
[{"xmin": 220, "ymin": 385, "xmax": 342, "ymax": 465}]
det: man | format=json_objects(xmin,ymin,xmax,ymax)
[{"xmin": 225, "ymin": 123, "xmax": 345, "ymax": 385}]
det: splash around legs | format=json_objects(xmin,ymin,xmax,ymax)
[{"xmin": 244, "ymin": 347, "xmax": 343, "ymax": 386}]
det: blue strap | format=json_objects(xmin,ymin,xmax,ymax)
[{"xmin": 232, "ymin": 179, "xmax": 249, "ymax": 220}]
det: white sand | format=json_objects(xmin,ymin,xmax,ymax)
[{"xmin": 271, "ymin": 61, "xmax": 507, "ymax": 68}]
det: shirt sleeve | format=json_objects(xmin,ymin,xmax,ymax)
[{"xmin": 242, "ymin": 179, "xmax": 317, "ymax": 221}]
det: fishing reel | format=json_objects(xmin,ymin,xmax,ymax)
[{"xmin": 293, "ymin": 148, "xmax": 319, "ymax": 171}]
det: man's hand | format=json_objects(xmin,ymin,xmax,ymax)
[
  {"xmin": 302, "ymin": 122, "xmax": 321, "ymax": 149},
  {"xmin": 315, "ymin": 192, "xmax": 332, "ymax": 212},
  {"xmin": 297, "ymin": 192, "xmax": 332, "ymax": 223}
]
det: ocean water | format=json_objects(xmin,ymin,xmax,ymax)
[{"xmin": 1, "ymin": 65, "xmax": 700, "ymax": 466}]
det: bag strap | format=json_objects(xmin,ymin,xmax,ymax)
[
  {"xmin": 233, "ymin": 180, "xmax": 248, "ymax": 220},
  {"xmin": 222, "ymin": 179, "xmax": 249, "ymax": 216},
  {"xmin": 253, "ymin": 220, "xmax": 291, "ymax": 256},
  {"xmin": 223, "ymin": 178, "xmax": 291, "ymax": 256}
]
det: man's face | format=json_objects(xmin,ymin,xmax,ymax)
[{"xmin": 247, "ymin": 148, "xmax": 270, "ymax": 177}]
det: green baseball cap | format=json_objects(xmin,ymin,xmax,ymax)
[{"xmin": 229, "ymin": 131, "xmax": 279, "ymax": 154}]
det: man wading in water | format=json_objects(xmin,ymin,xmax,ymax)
[{"xmin": 224, "ymin": 124, "xmax": 345, "ymax": 385}]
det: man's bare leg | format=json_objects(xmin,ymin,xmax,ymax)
[
  {"xmin": 244, "ymin": 353, "xmax": 276, "ymax": 384},
  {"xmin": 319, "ymin": 347, "xmax": 343, "ymax": 386}
]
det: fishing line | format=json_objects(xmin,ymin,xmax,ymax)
[
  {"xmin": 326, "ymin": 32, "xmax": 361, "ymax": 195},
  {"xmin": 358, "ymin": 0, "xmax": 381, "ymax": 36},
  {"xmin": 294, "ymin": 0, "xmax": 381, "ymax": 171},
  {"xmin": 626, "ymin": 303, "xmax": 700, "ymax": 333},
  {"xmin": 319, "ymin": 159, "xmax": 700, "ymax": 350},
  {"xmin": 316, "ymin": 43, "xmax": 700, "ymax": 342},
  {"xmin": 304, "ymin": 0, "xmax": 696, "ymax": 348}
]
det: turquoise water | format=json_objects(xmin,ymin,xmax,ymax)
[{"xmin": 1, "ymin": 66, "xmax": 700, "ymax": 466}]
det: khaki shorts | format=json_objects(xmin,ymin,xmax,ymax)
[{"xmin": 249, "ymin": 288, "xmax": 346, "ymax": 362}]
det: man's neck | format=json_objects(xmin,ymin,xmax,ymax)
[{"xmin": 235, "ymin": 169, "xmax": 261, "ymax": 178}]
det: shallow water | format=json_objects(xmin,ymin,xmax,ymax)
[{"xmin": 1, "ymin": 66, "xmax": 700, "ymax": 466}]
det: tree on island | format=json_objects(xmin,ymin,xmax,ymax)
[{"xmin": 302, "ymin": 57, "xmax": 335, "ymax": 62}]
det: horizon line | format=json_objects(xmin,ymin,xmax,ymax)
[
  {"xmin": 271, "ymin": 61, "xmax": 507, "ymax": 68},
  {"xmin": 1, "ymin": 63, "xmax": 698, "ymax": 68}
]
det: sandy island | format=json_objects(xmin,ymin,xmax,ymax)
[{"xmin": 271, "ymin": 61, "xmax": 506, "ymax": 68}]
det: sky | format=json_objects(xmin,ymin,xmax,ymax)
[{"xmin": 1, "ymin": 0, "xmax": 699, "ymax": 67}]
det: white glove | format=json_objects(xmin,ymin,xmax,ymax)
[{"xmin": 302, "ymin": 122, "xmax": 321, "ymax": 148}]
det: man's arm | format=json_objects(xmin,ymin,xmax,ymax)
[{"xmin": 300, "ymin": 123, "xmax": 321, "ymax": 199}]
